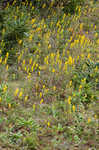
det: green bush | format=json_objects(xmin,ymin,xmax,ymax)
[
  {"xmin": 2, "ymin": 0, "xmax": 85, "ymax": 14},
  {"xmin": 0, "ymin": 5, "xmax": 29, "ymax": 65},
  {"xmin": 28, "ymin": 0, "xmax": 85, "ymax": 14},
  {"xmin": 62, "ymin": 0, "xmax": 85, "ymax": 14},
  {"xmin": 72, "ymin": 59, "xmax": 97, "ymax": 89},
  {"xmin": 0, "ymin": 10, "xmax": 6, "ymax": 38},
  {"xmin": 71, "ymin": 59, "xmax": 98, "ymax": 107}
]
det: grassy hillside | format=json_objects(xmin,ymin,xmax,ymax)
[{"xmin": 0, "ymin": 0, "xmax": 99, "ymax": 149}]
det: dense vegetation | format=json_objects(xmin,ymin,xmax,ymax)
[{"xmin": 0, "ymin": 0, "xmax": 99, "ymax": 149}]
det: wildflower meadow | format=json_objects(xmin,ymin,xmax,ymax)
[{"xmin": 0, "ymin": 0, "xmax": 99, "ymax": 149}]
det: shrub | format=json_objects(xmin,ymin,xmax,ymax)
[
  {"xmin": 0, "ymin": 5, "xmax": 29, "ymax": 65},
  {"xmin": 62, "ymin": 0, "xmax": 85, "ymax": 14},
  {"xmin": 1, "ymin": 0, "xmax": 85, "ymax": 14},
  {"xmin": 71, "ymin": 59, "xmax": 98, "ymax": 108},
  {"xmin": 0, "ymin": 10, "xmax": 6, "ymax": 38},
  {"xmin": 72, "ymin": 59, "xmax": 98, "ymax": 89}
]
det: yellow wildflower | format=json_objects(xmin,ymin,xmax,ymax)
[
  {"xmin": 79, "ymin": 85, "xmax": 82, "ymax": 89},
  {"xmin": 68, "ymin": 96, "xmax": 71, "ymax": 105},
  {"xmin": 96, "ymin": 39, "xmax": 99, "ymax": 44},
  {"xmin": 68, "ymin": 56, "xmax": 73, "ymax": 65},
  {"xmin": 6, "ymin": 52, "xmax": 9, "ymax": 58},
  {"xmin": 8, "ymin": 103, "xmax": 11, "ymax": 109},
  {"xmin": 24, "ymin": 67, "xmax": 27, "ymax": 71},
  {"xmin": 80, "ymin": 23, "xmax": 83, "ymax": 31},
  {"xmin": 95, "ymin": 66, "xmax": 98, "ymax": 72},
  {"xmin": 29, "ymin": 58, "xmax": 32, "ymax": 65},
  {"xmin": 69, "ymin": 80, "xmax": 72, "ymax": 86},
  {"xmin": 6, "ymin": 65, "xmax": 9, "ymax": 71},
  {"xmin": 18, "ymin": 40, "xmax": 22, "ymax": 45},
  {"xmin": 31, "ymin": 18, "xmax": 35, "ymax": 24},
  {"xmin": 24, "ymin": 95, "xmax": 28, "ymax": 102},
  {"xmin": 4, "ymin": 58, "xmax": 7, "ymax": 65},
  {"xmin": 43, "ymin": 85, "xmax": 45, "ymax": 89},
  {"xmin": 88, "ymin": 118, "xmax": 91, "ymax": 123},
  {"xmin": 19, "ymin": 91, "xmax": 23, "ymax": 98},
  {"xmin": 42, "ymin": 3, "xmax": 46, "ymax": 8},
  {"xmin": 0, "ymin": 50, "xmax": 2, "ymax": 54},
  {"xmin": 0, "ymin": 97, "xmax": 2, "ymax": 102},
  {"xmin": 81, "ymin": 78, "xmax": 86, "ymax": 83},
  {"xmin": 23, "ymin": 59, "xmax": 25, "ymax": 65},
  {"xmin": 36, "ymin": 27, "xmax": 41, "ymax": 32},
  {"xmin": 38, "ymin": 71, "xmax": 40, "ymax": 76},
  {"xmin": 53, "ymin": 86, "xmax": 56, "ymax": 91},
  {"xmin": 94, "ymin": 25, "xmax": 96, "ymax": 30},
  {"xmin": 81, "ymin": 53, "xmax": 84, "ymax": 59},
  {"xmin": 14, "ymin": 88, "xmax": 19, "ymax": 96},
  {"xmin": 40, "ymin": 98, "xmax": 44, "ymax": 104},
  {"xmin": 32, "ymin": 6, "xmax": 34, "ymax": 10},
  {"xmin": 73, "ymin": 93, "xmax": 76, "ymax": 97},
  {"xmin": 72, "ymin": 105, "xmax": 75, "ymax": 112},
  {"xmin": 30, "ymin": 2, "xmax": 32, "ymax": 7},
  {"xmin": 39, "ymin": 92, "xmax": 42, "ymax": 98},
  {"xmin": 77, "ymin": 55, "xmax": 79, "ymax": 61},
  {"xmin": 87, "ymin": 53, "xmax": 91, "ymax": 59},
  {"xmin": 47, "ymin": 121, "xmax": 50, "ymax": 127},
  {"xmin": 52, "ymin": 68, "xmax": 55, "ymax": 73},
  {"xmin": 29, "ymin": 35, "xmax": 33, "ymax": 41},
  {"xmin": 14, "ymin": 16, "xmax": 17, "ymax": 20},
  {"xmin": 96, "ymin": 78, "xmax": 98, "ymax": 82},
  {"xmin": 3, "ymin": 85, "xmax": 7, "ymax": 92},
  {"xmin": 48, "ymin": 44, "xmax": 51, "ymax": 49},
  {"xmin": 36, "ymin": 63, "xmax": 38, "ymax": 68},
  {"xmin": 95, "ymin": 33, "xmax": 98, "ymax": 37}
]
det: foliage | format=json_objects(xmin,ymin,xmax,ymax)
[
  {"xmin": 0, "ymin": 81, "xmax": 13, "ymax": 108},
  {"xmin": 1, "ymin": 0, "xmax": 85, "ymax": 14},
  {"xmin": 0, "ymin": 5, "xmax": 30, "ymax": 64}
]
